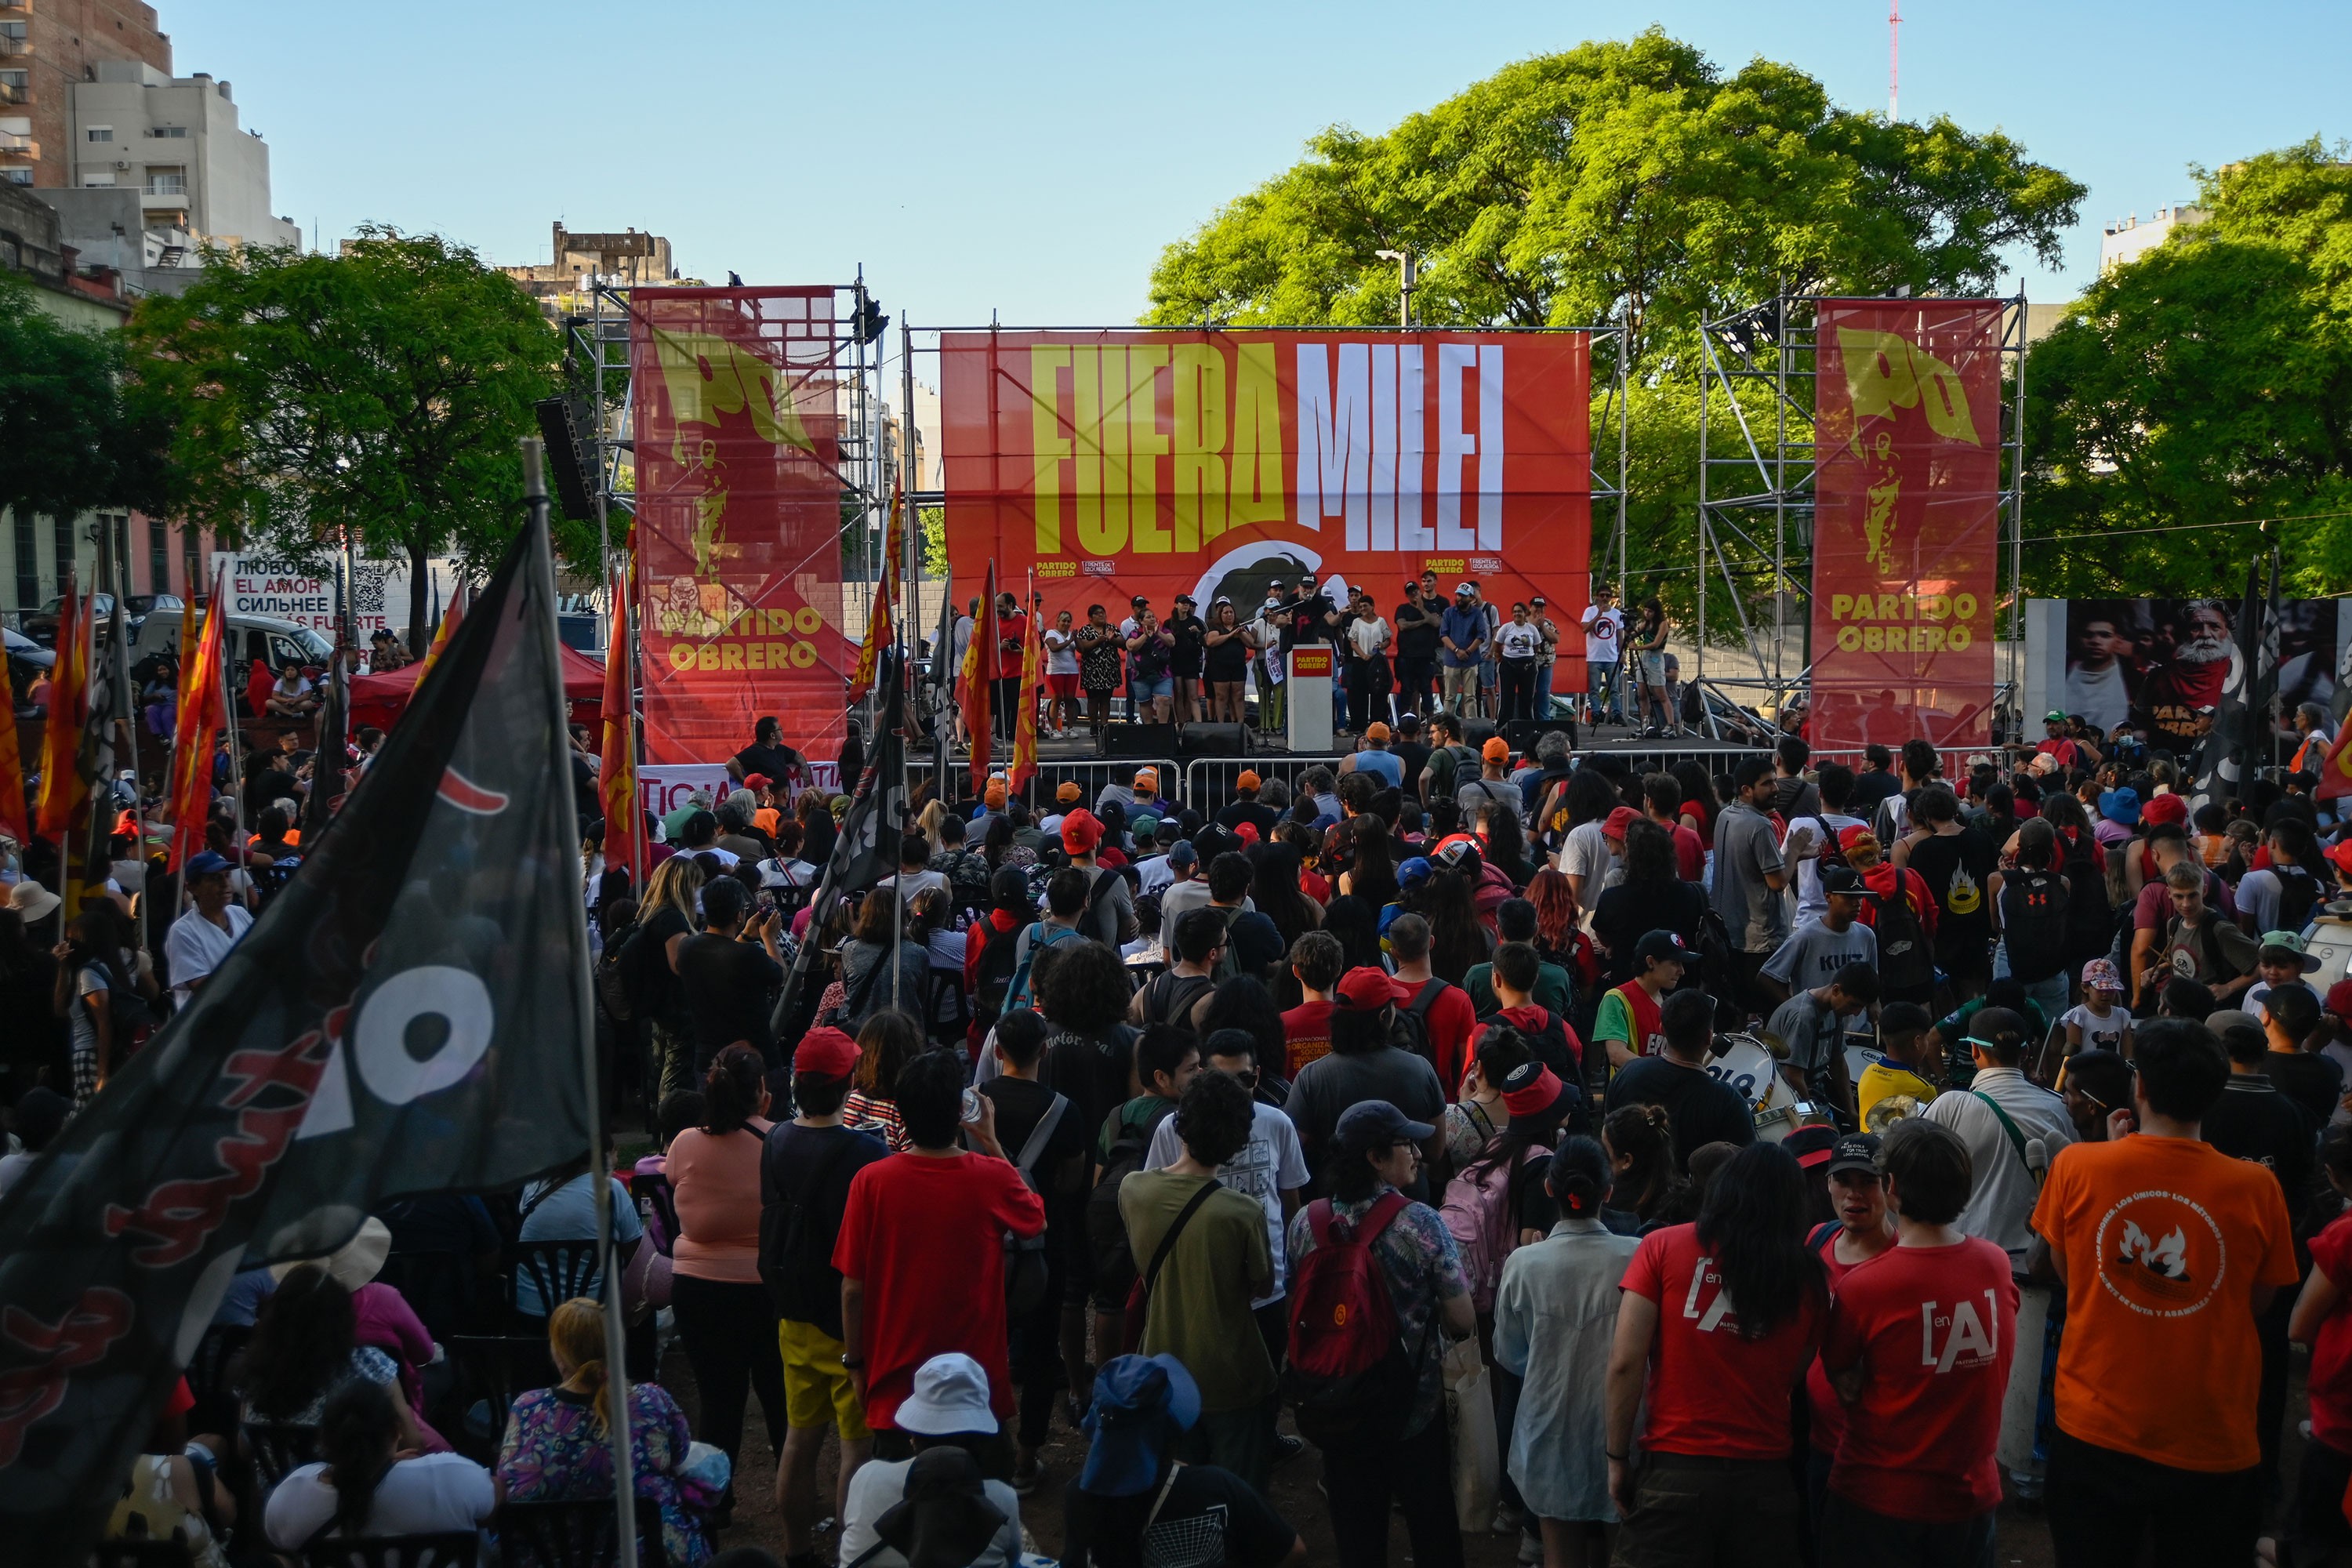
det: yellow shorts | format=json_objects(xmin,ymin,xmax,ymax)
[{"xmin": 779, "ymin": 1318, "xmax": 871, "ymax": 1440}]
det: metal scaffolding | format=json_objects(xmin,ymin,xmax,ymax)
[{"xmin": 1693, "ymin": 292, "xmax": 2029, "ymax": 737}]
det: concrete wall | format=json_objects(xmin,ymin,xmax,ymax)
[{"xmin": 73, "ymin": 60, "xmax": 296, "ymax": 250}]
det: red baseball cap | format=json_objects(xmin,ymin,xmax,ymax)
[
  {"xmin": 1333, "ymin": 967, "xmax": 1396, "ymax": 1011},
  {"xmin": 1061, "ymin": 808, "xmax": 1103, "ymax": 852},
  {"xmin": 1783, "ymin": 1125, "xmax": 1838, "ymax": 1170},
  {"xmin": 1837, "ymin": 824, "xmax": 1878, "ymax": 852},
  {"xmin": 2328, "ymin": 978, "xmax": 2352, "ymax": 1022},
  {"xmin": 1603, "ymin": 806, "xmax": 1641, "ymax": 841},
  {"xmin": 794, "ymin": 1026, "xmax": 860, "ymax": 1079},
  {"xmin": 2141, "ymin": 793, "xmax": 2189, "ymax": 828}
]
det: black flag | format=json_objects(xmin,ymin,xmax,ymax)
[
  {"xmin": 0, "ymin": 514, "xmax": 594, "ymax": 1558},
  {"xmin": 2194, "ymin": 552, "xmax": 2280, "ymax": 807}
]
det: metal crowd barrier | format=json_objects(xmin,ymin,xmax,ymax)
[
  {"xmin": 1184, "ymin": 755, "xmax": 1352, "ymax": 810},
  {"xmin": 905, "ymin": 756, "xmax": 1183, "ymax": 817}
]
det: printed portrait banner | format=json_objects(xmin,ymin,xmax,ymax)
[
  {"xmin": 628, "ymin": 286, "xmax": 848, "ymax": 767},
  {"xmin": 940, "ymin": 329, "xmax": 1595, "ymax": 672},
  {"xmin": 2054, "ymin": 597, "xmax": 2342, "ymax": 757},
  {"xmin": 1809, "ymin": 299, "xmax": 2005, "ymax": 748}
]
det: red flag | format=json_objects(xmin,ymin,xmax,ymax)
[
  {"xmin": 964, "ymin": 566, "xmax": 997, "ymax": 794},
  {"xmin": 34, "ymin": 584, "xmax": 87, "ymax": 842},
  {"xmin": 2315, "ymin": 724, "xmax": 2352, "ymax": 802},
  {"xmin": 1010, "ymin": 572, "xmax": 1044, "ymax": 796},
  {"xmin": 166, "ymin": 576, "xmax": 227, "ymax": 869},
  {"xmin": 599, "ymin": 558, "xmax": 640, "ymax": 880},
  {"xmin": 0, "ymin": 647, "xmax": 24, "ymax": 850},
  {"xmin": 851, "ymin": 488, "xmax": 904, "ymax": 704},
  {"xmin": 416, "ymin": 579, "xmax": 466, "ymax": 678}
]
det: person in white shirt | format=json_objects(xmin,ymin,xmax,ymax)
[
  {"xmin": 266, "ymin": 1381, "xmax": 495, "ymax": 1550},
  {"xmin": 1144, "ymin": 1028, "xmax": 1308, "ymax": 1318},
  {"xmin": 1922, "ymin": 1006, "xmax": 2074, "ymax": 1263},
  {"xmin": 1578, "ymin": 586, "xmax": 1624, "ymax": 725},
  {"xmin": 1044, "ymin": 610, "xmax": 1080, "ymax": 735},
  {"xmin": 2061, "ymin": 612, "xmax": 2136, "ymax": 736},
  {"xmin": 1495, "ymin": 603, "xmax": 1545, "ymax": 725},
  {"xmin": 165, "ymin": 851, "xmax": 254, "ymax": 1010},
  {"xmin": 839, "ymin": 1355, "xmax": 1024, "ymax": 1568}
]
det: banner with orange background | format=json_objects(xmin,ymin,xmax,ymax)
[
  {"xmin": 942, "ymin": 329, "xmax": 1595, "ymax": 678},
  {"xmin": 628, "ymin": 287, "xmax": 848, "ymax": 768},
  {"xmin": 1808, "ymin": 300, "xmax": 2005, "ymax": 749}
]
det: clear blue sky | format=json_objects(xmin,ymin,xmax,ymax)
[{"xmin": 170, "ymin": 0, "xmax": 2345, "ymax": 329}]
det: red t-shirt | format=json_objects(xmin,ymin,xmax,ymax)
[
  {"xmin": 992, "ymin": 612, "xmax": 1028, "ymax": 680},
  {"xmin": 1657, "ymin": 818, "xmax": 1706, "ymax": 883},
  {"xmin": 832, "ymin": 1151, "xmax": 1047, "ymax": 1431},
  {"xmin": 1820, "ymin": 1238, "xmax": 2018, "ymax": 1521},
  {"xmin": 1282, "ymin": 999, "xmax": 1335, "ymax": 1078},
  {"xmin": 2307, "ymin": 1213, "xmax": 2352, "ymax": 1453},
  {"xmin": 1392, "ymin": 975, "xmax": 1480, "ymax": 1092},
  {"xmin": 1621, "ymin": 1222, "xmax": 1824, "ymax": 1462},
  {"xmin": 1300, "ymin": 869, "xmax": 1333, "ymax": 905},
  {"xmin": 1802, "ymin": 1229, "xmax": 1885, "ymax": 1456}
]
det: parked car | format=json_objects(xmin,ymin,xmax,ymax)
[{"xmin": 21, "ymin": 592, "xmax": 115, "ymax": 648}]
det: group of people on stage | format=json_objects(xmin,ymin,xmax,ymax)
[{"xmin": 947, "ymin": 573, "xmax": 1686, "ymax": 743}]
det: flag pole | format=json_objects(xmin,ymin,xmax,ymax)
[{"xmin": 524, "ymin": 438, "xmax": 640, "ymax": 1568}]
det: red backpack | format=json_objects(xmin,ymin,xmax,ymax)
[{"xmin": 1282, "ymin": 1193, "xmax": 1424, "ymax": 1450}]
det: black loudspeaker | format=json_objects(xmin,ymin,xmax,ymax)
[
  {"xmin": 1179, "ymin": 724, "xmax": 1248, "ymax": 759},
  {"xmin": 534, "ymin": 396, "xmax": 597, "ymax": 521},
  {"xmin": 1505, "ymin": 718, "xmax": 1577, "ymax": 753},
  {"xmin": 1098, "ymin": 723, "xmax": 1180, "ymax": 760},
  {"xmin": 1460, "ymin": 717, "xmax": 1499, "ymax": 750}
]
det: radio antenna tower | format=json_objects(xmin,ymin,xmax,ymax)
[{"xmin": 1889, "ymin": 0, "xmax": 1901, "ymax": 120}]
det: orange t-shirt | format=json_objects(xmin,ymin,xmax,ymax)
[{"xmin": 2031, "ymin": 1133, "xmax": 2299, "ymax": 1472}]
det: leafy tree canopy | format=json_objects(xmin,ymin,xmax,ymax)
[
  {"xmin": 2027, "ymin": 139, "xmax": 2352, "ymax": 597},
  {"xmin": 1144, "ymin": 29, "xmax": 2082, "ymax": 372},
  {"xmin": 0, "ymin": 273, "xmax": 167, "ymax": 529},
  {"xmin": 125, "ymin": 227, "xmax": 572, "ymax": 649}
]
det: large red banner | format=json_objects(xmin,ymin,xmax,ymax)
[
  {"xmin": 628, "ymin": 287, "xmax": 847, "ymax": 766},
  {"xmin": 1809, "ymin": 300, "xmax": 2004, "ymax": 748},
  {"xmin": 942, "ymin": 331, "xmax": 1594, "ymax": 673}
]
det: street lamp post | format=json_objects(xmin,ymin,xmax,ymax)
[{"xmin": 1374, "ymin": 249, "xmax": 1416, "ymax": 327}]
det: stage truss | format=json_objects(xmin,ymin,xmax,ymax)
[{"xmin": 1694, "ymin": 292, "xmax": 2030, "ymax": 738}]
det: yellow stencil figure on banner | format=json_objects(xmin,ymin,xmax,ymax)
[
  {"xmin": 1838, "ymin": 327, "xmax": 1984, "ymax": 575},
  {"xmin": 652, "ymin": 326, "xmax": 816, "ymax": 456}
]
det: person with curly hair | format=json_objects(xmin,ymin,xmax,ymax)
[{"xmin": 843, "ymin": 1009, "xmax": 926, "ymax": 1152}]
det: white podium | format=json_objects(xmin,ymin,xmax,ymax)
[{"xmin": 1287, "ymin": 645, "xmax": 1336, "ymax": 752}]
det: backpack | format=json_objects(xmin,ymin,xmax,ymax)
[
  {"xmin": 1283, "ymin": 1193, "xmax": 1427, "ymax": 1450},
  {"xmin": 1003, "ymin": 1093, "xmax": 1068, "ymax": 1317},
  {"xmin": 1440, "ymin": 1147, "xmax": 1539, "ymax": 1312},
  {"xmin": 1873, "ymin": 876, "xmax": 1935, "ymax": 994},
  {"xmin": 1390, "ymin": 977, "xmax": 1449, "ymax": 1068},
  {"xmin": 1004, "ymin": 922, "xmax": 1080, "ymax": 1015},
  {"xmin": 758, "ymin": 1131, "xmax": 867, "ymax": 1315},
  {"xmin": 594, "ymin": 932, "xmax": 637, "ymax": 1024},
  {"xmin": 2275, "ymin": 866, "xmax": 2325, "ymax": 935},
  {"xmin": 2059, "ymin": 829, "xmax": 2114, "ymax": 956},
  {"xmin": 250, "ymin": 855, "xmax": 302, "ymax": 913},
  {"xmin": 2000, "ymin": 869, "xmax": 2070, "ymax": 985},
  {"xmin": 972, "ymin": 920, "xmax": 1025, "ymax": 1026},
  {"xmin": 1085, "ymin": 1098, "xmax": 1175, "ymax": 1300},
  {"xmin": 1141, "ymin": 971, "xmax": 1214, "ymax": 1033}
]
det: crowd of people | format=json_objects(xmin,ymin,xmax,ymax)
[
  {"xmin": 948, "ymin": 575, "xmax": 1688, "ymax": 745},
  {"xmin": 16, "ymin": 680, "xmax": 2352, "ymax": 1568}
]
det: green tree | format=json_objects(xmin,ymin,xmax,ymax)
[
  {"xmin": 2027, "ymin": 140, "xmax": 2352, "ymax": 597},
  {"xmin": 0, "ymin": 273, "xmax": 166, "ymax": 534},
  {"xmin": 1145, "ymin": 29, "xmax": 2081, "ymax": 373},
  {"xmin": 125, "ymin": 227, "xmax": 569, "ymax": 650}
]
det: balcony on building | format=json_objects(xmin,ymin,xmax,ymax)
[{"xmin": 0, "ymin": 131, "xmax": 34, "ymax": 160}]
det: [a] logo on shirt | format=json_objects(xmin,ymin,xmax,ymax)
[
  {"xmin": 2092, "ymin": 1189, "xmax": 2227, "ymax": 1319},
  {"xmin": 1682, "ymin": 1258, "xmax": 1738, "ymax": 1333}
]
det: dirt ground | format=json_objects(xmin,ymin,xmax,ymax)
[{"xmin": 654, "ymin": 1328, "xmax": 2290, "ymax": 1568}]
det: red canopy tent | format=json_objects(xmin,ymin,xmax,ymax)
[{"xmin": 348, "ymin": 642, "xmax": 607, "ymax": 733}]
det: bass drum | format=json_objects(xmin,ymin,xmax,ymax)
[
  {"xmin": 1845, "ymin": 1040, "xmax": 1889, "ymax": 1091},
  {"xmin": 1707, "ymin": 1033, "xmax": 1807, "ymax": 1144}
]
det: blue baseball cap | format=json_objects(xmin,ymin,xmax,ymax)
[
  {"xmin": 1397, "ymin": 855, "xmax": 1433, "ymax": 891},
  {"xmin": 185, "ymin": 851, "xmax": 230, "ymax": 877},
  {"xmin": 1078, "ymin": 1354, "xmax": 1200, "ymax": 1497}
]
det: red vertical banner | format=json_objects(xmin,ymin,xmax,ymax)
[
  {"xmin": 939, "ymin": 331, "xmax": 1592, "ymax": 663},
  {"xmin": 1809, "ymin": 300, "xmax": 2005, "ymax": 749},
  {"xmin": 627, "ymin": 287, "xmax": 847, "ymax": 766}
]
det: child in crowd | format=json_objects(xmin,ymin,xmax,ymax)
[{"xmin": 2060, "ymin": 959, "xmax": 2132, "ymax": 1060}]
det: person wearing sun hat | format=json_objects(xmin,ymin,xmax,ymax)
[
  {"xmin": 270, "ymin": 1217, "xmax": 448, "ymax": 1445},
  {"xmin": 837, "ymin": 1354, "xmax": 1025, "ymax": 1568},
  {"xmin": 1061, "ymin": 1353, "xmax": 1303, "ymax": 1568}
]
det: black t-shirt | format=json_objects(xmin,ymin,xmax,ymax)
[
  {"xmin": 1592, "ymin": 879, "xmax": 1710, "ymax": 985},
  {"xmin": 1062, "ymin": 1463, "xmax": 1298, "ymax": 1568},
  {"xmin": 674, "ymin": 931, "xmax": 783, "ymax": 1067},
  {"xmin": 984, "ymin": 1075, "xmax": 1091, "ymax": 1226},
  {"xmin": 1221, "ymin": 908, "xmax": 1288, "ymax": 978},
  {"xmin": 759, "ymin": 1120, "xmax": 888, "ymax": 1337},
  {"xmin": 2203, "ymin": 1079, "xmax": 2317, "ymax": 1225},
  {"xmin": 1216, "ymin": 800, "xmax": 1282, "ymax": 839},
  {"xmin": 571, "ymin": 752, "xmax": 600, "ymax": 822},
  {"xmin": 1395, "ymin": 598, "xmax": 1443, "ymax": 660},
  {"xmin": 1394, "ymin": 739, "xmax": 1432, "ymax": 783},
  {"xmin": 1165, "ymin": 613, "xmax": 1207, "ymax": 677},
  {"xmin": 243, "ymin": 764, "xmax": 297, "ymax": 820},
  {"xmin": 734, "ymin": 741, "xmax": 806, "ymax": 787},
  {"xmin": 1282, "ymin": 592, "xmax": 1338, "ymax": 649},
  {"xmin": 1847, "ymin": 768, "xmax": 1903, "ymax": 811},
  {"xmin": 1203, "ymin": 628, "xmax": 1249, "ymax": 683},
  {"xmin": 1904, "ymin": 826, "xmax": 1998, "ymax": 960},
  {"xmin": 2263, "ymin": 1051, "xmax": 2346, "ymax": 1131},
  {"xmin": 1040, "ymin": 1023, "xmax": 1139, "ymax": 1149},
  {"xmin": 1605, "ymin": 1055, "xmax": 1757, "ymax": 1165},
  {"xmin": 626, "ymin": 906, "xmax": 694, "ymax": 1025}
]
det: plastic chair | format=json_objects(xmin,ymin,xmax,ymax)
[
  {"xmin": 242, "ymin": 1421, "xmax": 321, "ymax": 1490},
  {"xmin": 506, "ymin": 1241, "xmax": 602, "ymax": 1324},
  {"xmin": 498, "ymin": 1498, "xmax": 668, "ymax": 1568},
  {"xmin": 377, "ymin": 1249, "xmax": 471, "ymax": 1341},
  {"xmin": 299, "ymin": 1532, "xmax": 479, "ymax": 1568}
]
